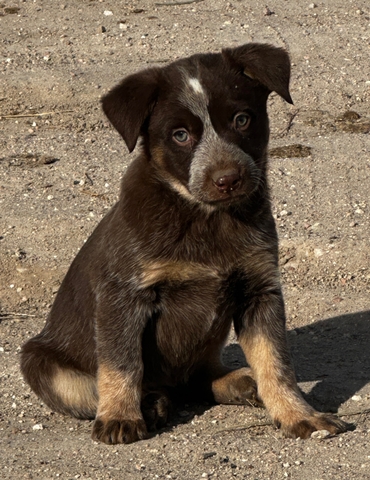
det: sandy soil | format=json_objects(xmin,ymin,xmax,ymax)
[{"xmin": 1, "ymin": 0, "xmax": 369, "ymax": 478}]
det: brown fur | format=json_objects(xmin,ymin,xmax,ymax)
[{"xmin": 21, "ymin": 43, "xmax": 350, "ymax": 444}]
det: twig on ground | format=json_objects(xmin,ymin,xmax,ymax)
[
  {"xmin": 155, "ymin": 0, "xmax": 203, "ymax": 6},
  {"xmin": 0, "ymin": 111, "xmax": 73, "ymax": 119},
  {"xmin": 147, "ymin": 58, "xmax": 170, "ymax": 64},
  {"xmin": 0, "ymin": 312, "xmax": 36, "ymax": 318},
  {"xmin": 213, "ymin": 408, "xmax": 370, "ymax": 435},
  {"xmin": 338, "ymin": 408, "xmax": 370, "ymax": 418},
  {"xmin": 213, "ymin": 420, "xmax": 272, "ymax": 435},
  {"xmin": 81, "ymin": 189, "xmax": 109, "ymax": 200},
  {"xmin": 276, "ymin": 109, "xmax": 300, "ymax": 138}
]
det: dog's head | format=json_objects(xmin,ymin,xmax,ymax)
[{"xmin": 102, "ymin": 43, "xmax": 292, "ymax": 206}]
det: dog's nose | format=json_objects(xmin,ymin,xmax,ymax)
[{"xmin": 212, "ymin": 170, "xmax": 241, "ymax": 193}]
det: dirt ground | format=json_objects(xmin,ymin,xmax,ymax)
[{"xmin": 1, "ymin": 0, "xmax": 370, "ymax": 478}]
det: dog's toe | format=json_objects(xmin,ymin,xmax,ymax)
[{"xmin": 92, "ymin": 417, "xmax": 148, "ymax": 444}]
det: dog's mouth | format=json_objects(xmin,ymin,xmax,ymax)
[
  {"xmin": 192, "ymin": 169, "xmax": 261, "ymax": 206},
  {"xmin": 204, "ymin": 188, "xmax": 251, "ymax": 206}
]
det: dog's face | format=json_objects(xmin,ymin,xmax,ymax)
[{"xmin": 103, "ymin": 43, "xmax": 293, "ymax": 206}]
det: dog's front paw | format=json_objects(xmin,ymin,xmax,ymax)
[
  {"xmin": 278, "ymin": 412, "xmax": 352, "ymax": 439},
  {"xmin": 92, "ymin": 417, "xmax": 148, "ymax": 444}
]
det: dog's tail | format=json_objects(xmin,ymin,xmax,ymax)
[{"xmin": 20, "ymin": 335, "xmax": 98, "ymax": 419}]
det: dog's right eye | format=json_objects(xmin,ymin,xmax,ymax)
[
  {"xmin": 233, "ymin": 112, "xmax": 251, "ymax": 131},
  {"xmin": 173, "ymin": 129, "xmax": 190, "ymax": 145}
]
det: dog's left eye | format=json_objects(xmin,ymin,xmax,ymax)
[
  {"xmin": 173, "ymin": 129, "xmax": 190, "ymax": 145},
  {"xmin": 233, "ymin": 113, "xmax": 251, "ymax": 131}
]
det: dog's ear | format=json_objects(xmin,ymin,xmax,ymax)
[
  {"xmin": 102, "ymin": 68, "xmax": 161, "ymax": 152},
  {"xmin": 222, "ymin": 43, "xmax": 293, "ymax": 104}
]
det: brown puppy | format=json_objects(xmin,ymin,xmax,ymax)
[{"xmin": 21, "ymin": 43, "xmax": 349, "ymax": 444}]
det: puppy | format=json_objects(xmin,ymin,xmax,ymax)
[{"xmin": 21, "ymin": 43, "xmax": 349, "ymax": 444}]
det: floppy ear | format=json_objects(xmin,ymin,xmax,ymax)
[
  {"xmin": 101, "ymin": 68, "xmax": 161, "ymax": 152},
  {"xmin": 222, "ymin": 43, "xmax": 293, "ymax": 104}
]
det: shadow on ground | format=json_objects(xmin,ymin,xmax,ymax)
[{"xmin": 222, "ymin": 310, "xmax": 370, "ymax": 412}]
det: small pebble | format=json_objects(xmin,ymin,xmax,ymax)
[
  {"xmin": 203, "ymin": 452, "xmax": 216, "ymax": 460},
  {"xmin": 104, "ymin": 10, "xmax": 113, "ymax": 16},
  {"xmin": 264, "ymin": 6, "xmax": 274, "ymax": 16},
  {"xmin": 351, "ymin": 395, "xmax": 362, "ymax": 402},
  {"xmin": 32, "ymin": 423, "xmax": 44, "ymax": 430}
]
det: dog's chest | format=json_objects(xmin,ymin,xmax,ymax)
[{"xmin": 139, "ymin": 257, "xmax": 240, "ymax": 364}]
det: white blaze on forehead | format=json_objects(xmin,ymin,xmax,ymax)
[
  {"xmin": 180, "ymin": 73, "xmax": 209, "ymax": 123},
  {"xmin": 188, "ymin": 77, "xmax": 205, "ymax": 95}
]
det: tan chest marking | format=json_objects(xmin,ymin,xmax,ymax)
[{"xmin": 139, "ymin": 260, "xmax": 220, "ymax": 289}]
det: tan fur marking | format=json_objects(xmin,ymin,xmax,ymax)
[
  {"xmin": 241, "ymin": 334, "xmax": 314, "ymax": 426},
  {"xmin": 52, "ymin": 367, "xmax": 98, "ymax": 412},
  {"xmin": 151, "ymin": 146, "xmax": 216, "ymax": 213},
  {"xmin": 140, "ymin": 260, "xmax": 220, "ymax": 288},
  {"xmin": 164, "ymin": 173, "xmax": 197, "ymax": 202},
  {"xmin": 96, "ymin": 364, "xmax": 142, "ymax": 421},
  {"xmin": 151, "ymin": 145, "xmax": 167, "ymax": 169},
  {"xmin": 243, "ymin": 69, "xmax": 256, "ymax": 79}
]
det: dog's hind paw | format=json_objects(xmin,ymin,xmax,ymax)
[
  {"xmin": 212, "ymin": 367, "xmax": 263, "ymax": 407},
  {"xmin": 92, "ymin": 417, "xmax": 148, "ymax": 444},
  {"xmin": 141, "ymin": 390, "xmax": 171, "ymax": 431}
]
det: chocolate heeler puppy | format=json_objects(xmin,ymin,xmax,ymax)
[{"xmin": 21, "ymin": 43, "xmax": 349, "ymax": 444}]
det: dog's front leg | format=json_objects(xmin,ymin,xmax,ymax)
[
  {"xmin": 236, "ymin": 271, "xmax": 349, "ymax": 439},
  {"xmin": 91, "ymin": 283, "xmax": 150, "ymax": 444}
]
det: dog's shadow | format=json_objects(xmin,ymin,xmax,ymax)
[
  {"xmin": 222, "ymin": 310, "xmax": 370, "ymax": 412},
  {"xmin": 160, "ymin": 310, "xmax": 370, "ymax": 434}
]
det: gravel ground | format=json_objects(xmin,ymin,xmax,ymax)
[{"xmin": 1, "ymin": 0, "xmax": 369, "ymax": 478}]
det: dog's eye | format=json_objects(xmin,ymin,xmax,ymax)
[
  {"xmin": 173, "ymin": 129, "xmax": 190, "ymax": 145},
  {"xmin": 233, "ymin": 113, "xmax": 251, "ymax": 131}
]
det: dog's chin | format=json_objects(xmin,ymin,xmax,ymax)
[{"xmin": 196, "ymin": 190, "xmax": 251, "ymax": 208}]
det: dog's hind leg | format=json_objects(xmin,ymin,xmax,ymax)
[{"xmin": 20, "ymin": 336, "xmax": 98, "ymax": 419}]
